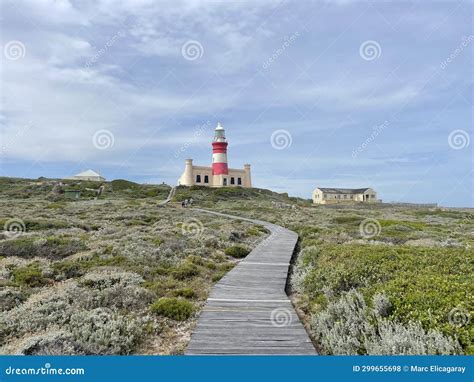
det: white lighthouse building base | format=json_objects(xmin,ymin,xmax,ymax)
[{"xmin": 178, "ymin": 123, "xmax": 252, "ymax": 188}]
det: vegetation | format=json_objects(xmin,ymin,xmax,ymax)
[
  {"xmin": 0, "ymin": 181, "xmax": 267, "ymax": 354},
  {"xmin": 150, "ymin": 298, "xmax": 194, "ymax": 321},
  {"xmin": 224, "ymin": 245, "xmax": 250, "ymax": 258},
  {"xmin": 1, "ymin": 179, "xmax": 472, "ymax": 355},
  {"xmin": 171, "ymin": 186, "xmax": 473, "ymax": 355}
]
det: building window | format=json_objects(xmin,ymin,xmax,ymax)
[
  {"xmin": 323, "ymin": 194, "xmax": 327, "ymax": 199},
  {"xmin": 350, "ymin": 195, "xmax": 353, "ymax": 199},
  {"xmin": 230, "ymin": 177, "xmax": 235, "ymax": 185},
  {"xmin": 196, "ymin": 175, "xmax": 201, "ymax": 183},
  {"xmin": 237, "ymin": 177, "xmax": 242, "ymax": 185},
  {"xmin": 223, "ymin": 178, "xmax": 227, "ymax": 186},
  {"xmin": 204, "ymin": 175, "xmax": 209, "ymax": 183},
  {"xmin": 343, "ymin": 195, "xmax": 347, "ymax": 199},
  {"xmin": 371, "ymin": 195, "xmax": 375, "ymax": 199}
]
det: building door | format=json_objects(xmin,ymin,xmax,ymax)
[{"xmin": 223, "ymin": 178, "xmax": 227, "ymax": 186}]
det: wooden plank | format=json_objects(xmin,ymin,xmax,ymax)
[{"xmin": 185, "ymin": 209, "xmax": 316, "ymax": 355}]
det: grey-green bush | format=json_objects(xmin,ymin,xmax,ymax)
[{"xmin": 311, "ymin": 290, "xmax": 461, "ymax": 355}]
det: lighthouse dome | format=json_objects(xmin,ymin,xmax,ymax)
[{"xmin": 215, "ymin": 122, "xmax": 224, "ymax": 130}]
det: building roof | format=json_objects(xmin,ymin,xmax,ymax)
[
  {"xmin": 74, "ymin": 169, "xmax": 103, "ymax": 178},
  {"xmin": 317, "ymin": 187, "xmax": 371, "ymax": 194}
]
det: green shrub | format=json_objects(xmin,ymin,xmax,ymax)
[
  {"xmin": 173, "ymin": 287, "xmax": 196, "ymax": 298},
  {"xmin": 150, "ymin": 297, "xmax": 194, "ymax": 321},
  {"xmin": 211, "ymin": 271, "xmax": 226, "ymax": 282},
  {"xmin": 172, "ymin": 262, "xmax": 200, "ymax": 280},
  {"xmin": 293, "ymin": 243, "xmax": 473, "ymax": 353},
  {"xmin": 224, "ymin": 245, "xmax": 249, "ymax": 258},
  {"xmin": 110, "ymin": 179, "xmax": 139, "ymax": 191},
  {"xmin": 12, "ymin": 264, "xmax": 48, "ymax": 287}
]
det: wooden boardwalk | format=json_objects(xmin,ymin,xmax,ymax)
[{"xmin": 186, "ymin": 209, "xmax": 316, "ymax": 355}]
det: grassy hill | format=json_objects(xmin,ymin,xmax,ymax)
[
  {"xmin": 0, "ymin": 178, "xmax": 472, "ymax": 355},
  {"xmin": 0, "ymin": 176, "xmax": 171, "ymax": 200}
]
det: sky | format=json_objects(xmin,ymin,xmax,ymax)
[{"xmin": 0, "ymin": 0, "xmax": 472, "ymax": 207}]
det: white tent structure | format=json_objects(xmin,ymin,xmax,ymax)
[{"xmin": 66, "ymin": 169, "xmax": 105, "ymax": 182}]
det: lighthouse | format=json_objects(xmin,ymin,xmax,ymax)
[
  {"xmin": 178, "ymin": 122, "xmax": 251, "ymax": 188},
  {"xmin": 212, "ymin": 122, "xmax": 228, "ymax": 176}
]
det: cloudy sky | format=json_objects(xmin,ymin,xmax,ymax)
[{"xmin": 0, "ymin": 0, "xmax": 472, "ymax": 206}]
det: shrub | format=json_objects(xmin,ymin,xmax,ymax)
[
  {"xmin": 211, "ymin": 271, "xmax": 226, "ymax": 282},
  {"xmin": 110, "ymin": 179, "xmax": 139, "ymax": 191},
  {"xmin": 311, "ymin": 290, "xmax": 461, "ymax": 355},
  {"xmin": 79, "ymin": 270, "xmax": 144, "ymax": 290},
  {"xmin": 224, "ymin": 245, "xmax": 249, "ymax": 258},
  {"xmin": 311, "ymin": 289, "xmax": 373, "ymax": 355},
  {"xmin": 0, "ymin": 287, "xmax": 26, "ymax": 311},
  {"xmin": 365, "ymin": 320, "xmax": 461, "ymax": 355},
  {"xmin": 12, "ymin": 263, "xmax": 48, "ymax": 287},
  {"xmin": 173, "ymin": 287, "xmax": 196, "ymax": 299},
  {"xmin": 171, "ymin": 262, "xmax": 200, "ymax": 280},
  {"xmin": 70, "ymin": 308, "xmax": 145, "ymax": 354},
  {"xmin": 6, "ymin": 330, "xmax": 77, "ymax": 355},
  {"xmin": 372, "ymin": 292, "xmax": 392, "ymax": 318},
  {"xmin": 150, "ymin": 298, "xmax": 194, "ymax": 321},
  {"xmin": 0, "ymin": 237, "xmax": 87, "ymax": 260}
]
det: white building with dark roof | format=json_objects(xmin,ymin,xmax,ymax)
[{"xmin": 312, "ymin": 187, "xmax": 378, "ymax": 204}]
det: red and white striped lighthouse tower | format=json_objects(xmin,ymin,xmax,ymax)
[{"xmin": 212, "ymin": 122, "xmax": 228, "ymax": 176}]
